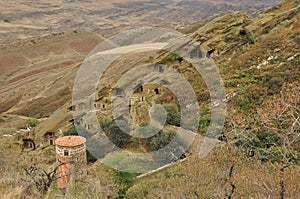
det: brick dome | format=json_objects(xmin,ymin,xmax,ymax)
[{"xmin": 55, "ymin": 136, "xmax": 86, "ymax": 147}]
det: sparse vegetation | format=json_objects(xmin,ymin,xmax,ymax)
[{"xmin": 1, "ymin": 0, "xmax": 300, "ymax": 198}]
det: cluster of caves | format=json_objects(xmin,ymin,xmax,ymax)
[{"xmin": 22, "ymin": 131, "xmax": 55, "ymax": 150}]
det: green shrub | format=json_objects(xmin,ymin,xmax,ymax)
[
  {"xmin": 259, "ymin": 146, "xmax": 299, "ymax": 164},
  {"xmin": 245, "ymin": 29, "xmax": 257, "ymax": 44},
  {"xmin": 198, "ymin": 107, "xmax": 211, "ymax": 135},
  {"xmin": 224, "ymin": 79, "xmax": 238, "ymax": 87},
  {"xmin": 63, "ymin": 126, "xmax": 78, "ymax": 136},
  {"xmin": 110, "ymin": 170, "xmax": 137, "ymax": 199},
  {"xmin": 26, "ymin": 118, "xmax": 40, "ymax": 128},
  {"xmin": 232, "ymin": 130, "xmax": 299, "ymax": 164},
  {"xmin": 239, "ymin": 98, "xmax": 252, "ymax": 112},
  {"xmin": 151, "ymin": 103, "xmax": 181, "ymax": 126},
  {"xmin": 235, "ymin": 131, "xmax": 262, "ymax": 149},
  {"xmin": 163, "ymin": 104, "xmax": 181, "ymax": 126},
  {"xmin": 147, "ymin": 130, "xmax": 176, "ymax": 151},
  {"xmin": 257, "ymin": 131, "xmax": 282, "ymax": 148},
  {"xmin": 100, "ymin": 119, "xmax": 131, "ymax": 148},
  {"xmin": 168, "ymin": 51, "xmax": 179, "ymax": 61}
]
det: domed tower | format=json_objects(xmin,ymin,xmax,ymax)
[{"xmin": 55, "ymin": 136, "xmax": 87, "ymax": 189}]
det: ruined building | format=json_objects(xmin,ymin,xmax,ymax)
[{"xmin": 55, "ymin": 136, "xmax": 87, "ymax": 189}]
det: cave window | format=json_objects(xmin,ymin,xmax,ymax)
[
  {"xmin": 154, "ymin": 88, "xmax": 159, "ymax": 95},
  {"xmin": 239, "ymin": 29, "xmax": 247, "ymax": 36},
  {"xmin": 64, "ymin": 150, "xmax": 69, "ymax": 156},
  {"xmin": 50, "ymin": 140, "xmax": 53, "ymax": 145},
  {"xmin": 178, "ymin": 57, "xmax": 183, "ymax": 64},
  {"xmin": 69, "ymin": 105, "xmax": 76, "ymax": 111},
  {"xmin": 134, "ymin": 84, "xmax": 143, "ymax": 93},
  {"xmin": 206, "ymin": 49, "xmax": 215, "ymax": 58}
]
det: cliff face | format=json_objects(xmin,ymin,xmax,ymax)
[{"xmin": 191, "ymin": 0, "xmax": 299, "ymax": 58}]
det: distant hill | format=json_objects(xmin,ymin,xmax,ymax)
[{"xmin": 0, "ymin": 0, "xmax": 280, "ymax": 43}]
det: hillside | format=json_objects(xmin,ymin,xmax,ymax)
[
  {"xmin": 125, "ymin": 0, "xmax": 300, "ymax": 197},
  {"xmin": 0, "ymin": 0, "xmax": 299, "ymax": 198},
  {"xmin": 0, "ymin": 0, "xmax": 280, "ymax": 43}
]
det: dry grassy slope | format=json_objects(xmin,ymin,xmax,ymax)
[
  {"xmin": 0, "ymin": 31, "xmax": 102, "ymax": 117},
  {"xmin": 126, "ymin": 144, "xmax": 300, "ymax": 198},
  {"xmin": 188, "ymin": 0, "xmax": 299, "ymax": 114},
  {"xmin": 125, "ymin": 0, "xmax": 300, "ymax": 197}
]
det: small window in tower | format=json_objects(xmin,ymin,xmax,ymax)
[
  {"xmin": 64, "ymin": 150, "xmax": 69, "ymax": 156},
  {"xmin": 50, "ymin": 140, "xmax": 53, "ymax": 145}
]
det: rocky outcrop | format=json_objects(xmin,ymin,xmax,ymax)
[{"xmin": 191, "ymin": 12, "xmax": 252, "ymax": 56}]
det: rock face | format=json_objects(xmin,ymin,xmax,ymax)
[
  {"xmin": 191, "ymin": 12, "xmax": 253, "ymax": 56},
  {"xmin": 190, "ymin": 0, "xmax": 299, "ymax": 59}
]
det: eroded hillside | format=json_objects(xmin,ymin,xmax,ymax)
[{"xmin": 0, "ymin": 0, "xmax": 299, "ymax": 198}]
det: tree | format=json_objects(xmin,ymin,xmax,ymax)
[
  {"xmin": 22, "ymin": 160, "xmax": 67, "ymax": 194},
  {"xmin": 147, "ymin": 130, "xmax": 176, "ymax": 151},
  {"xmin": 63, "ymin": 125, "xmax": 78, "ymax": 136},
  {"xmin": 100, "ymin": 119, "xmax": 131, "ymax": 148},
  {"xmin": 152, "ymin": 103, "xmax": 181, "ymax": 126},
  {"xmin": 164, "ymin": 104, "xmax": 181, "ymax": 126}
]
